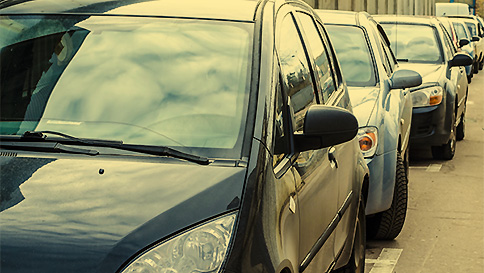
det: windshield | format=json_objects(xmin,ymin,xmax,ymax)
[
  {"xmin": 465, "ymin": 22, "xmax": 477, "ymax": 36},
  {"xmin": 381, "ymin": 23, "xmax": 443, "ymax": 63},
  {"xmin": 0, "ymin": 15, "xmax": 253, "ymax": 158},
  {"xmin": 325, "ymin": 25, "xmax": 376, "ymax": 87},
  {"xmin": 452, "ymin": 22, "xmax": 471, "ymax": 40}
]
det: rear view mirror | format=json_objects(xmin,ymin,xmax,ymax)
[
  {"xmin": 472, "ymin": 36, "xmax": 481, "ymax": 42},
  {"xmin": 294, "ymin": 105, "xmax": 358, "ymax": 152},
  {"xmin": 449, "ymin": 52, "xmax": 473, "ymax": 67},
  {"xmin": 390, "ymin": 69, "xmax": 422, "ymax": 90},
  {"xmin": 459, "ymin": 39, "xmax": 470, "ymax": 47}
]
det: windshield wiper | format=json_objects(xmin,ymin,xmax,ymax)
[
  {"xmin": 397, "ymin": 58, "xmax": 409, "ymax": 62},
  {"xmin": 0, "ymin": 141, "xmax": 99, "ymax": 155},
  {"xmin": 2, "ymin": 131, "xmax": 210, "ymax": 165}
]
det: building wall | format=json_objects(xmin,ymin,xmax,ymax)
[{"xmin": 313, "ymin": 0, "xmax": 436, "ymax": 15}]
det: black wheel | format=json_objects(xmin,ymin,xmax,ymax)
[
  {"xmin": 431, "ymin": 111, "xmax": 456, "ymax": 160},
  {"xmin": 367, "ymin": 152, "xmax": 408, "ymax": 240},
  {"xmin": 467, "ymin": 73, "xmax": 472, "ymax": 83},
  {"xmin": 473, "ymin": 62, "xmax": 479, "ymax": 74},
  {"xmin": 479, "ymin": 61, "xmax": 483, "ymax": 70},
  {"xmin": 333, "ymin": 199, "xmax": 366, "ymax": 273},
  {"xmin": 457, "ymin": 106, "xmax": 466, "ymax": 141}
]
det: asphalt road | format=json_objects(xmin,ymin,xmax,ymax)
[{"xmin": 364, "ymin": 71, "xmax": 484, "ymax": 273}]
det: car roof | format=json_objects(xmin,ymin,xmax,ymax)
[
  {"xmin": 315, "ymin": 9, "xmax": 360, "ymax": 26},
  {"xmin": 374, "ymin": 15, "xmax": 439, "ymax": 26},
  {"xmin": 0, "ymin": 0, "xmax": 261, "ymax": 22}
]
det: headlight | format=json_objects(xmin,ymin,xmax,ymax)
[
  {"xmin": 411, "ymin": 85, "xmax": 443, "ymax": 107},
  {"xmin": 121, "ymin": 213, "xmax": 237, "ymax": 273},
  {"xmin": 357, "ymin": 126, "xmax": 378, "ymax": 158}
]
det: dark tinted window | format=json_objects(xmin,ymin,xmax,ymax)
[
  {"xmin": 277, "ymin": 13, "xmax": 317, "ymax": 133},
  {"xmin": 296, "ymin": 12, "xmax": 336, "ymax": 102}
]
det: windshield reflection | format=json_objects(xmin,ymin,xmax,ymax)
[
  {"xmin": 325, "ymin": 25, "xmax": 376, "ymax": 87},
  {"xmin": 381, "ymin": 24, "xmax": 443, "ymax": 63},
  {"xmin": 0, "ymin": 15, "xmax": 253, "ymax": 158}
]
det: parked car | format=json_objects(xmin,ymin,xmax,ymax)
[
  {"xmin": 447, "ymin": 15, "xmax": 484, "ymax": 72},
  {"xmin": 440, "ymin": 17, "xmax": 476, "ymax": 82},
  {"xmin": 376, "ymin": 15, "xmax": 473, "ymax": 160},
  {"xmin": 316, "ymin": 10, "xmax": 422, "ymax": 240},
  {"xmin": 0, "ymin": 0, "xmax": 370, "ymax": 273}
]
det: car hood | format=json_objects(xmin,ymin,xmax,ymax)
[
  {"xmin": 347, "ymin": 86, "xmax": 381, "ymax": 127},
  {"xmin": 397, "ymin": 63, "xmax": 445, "ymax": 83},
  {"xmin": 0, "ymin": 156, "xmax": 246, "ymax": 272}
]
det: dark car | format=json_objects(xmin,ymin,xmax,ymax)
[
  {"xmin": 316, "ymin": 10, "xmax": 422, "ymax": 240},
  {"xmin": 375, "ymin": 16, "xmax": 473, "ymax": 160},
  {"xmin": 0, "ymin": 0, "xmax": 369, "ymax": 273}
]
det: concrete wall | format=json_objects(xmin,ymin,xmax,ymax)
[{"xmin": 312, "ymin": 0, "xmax": 436, "ymax": 15}]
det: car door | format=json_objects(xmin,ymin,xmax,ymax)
[
  {"xmin": 440, "ymin": 25, "xmax": 467, "ymax": 117},
  {"xmin": 294, "ymin": 11, "xmax": 359, "ymax": 258},
  {"xmin": 275, "ymin": 7, "xmax": 338, "ymax": 272}
]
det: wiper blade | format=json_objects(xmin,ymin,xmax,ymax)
[
  {"xmin": 21, "ymin": 130, "xmax": 123, "ymax": 145},
  {"xmin": 13, "ymin": 131, "xmax": 209, "ymax": 165},
  {"xmin": 397, "ymin": 58, "xmax": 409, "ymax": 62},
  {"xmin": 106, "ymin": 144, "xmax": 210, "ymax": 165},
  {"xmin": 0, "ymin": 141, "xmax": 99, "ymax": 155}
]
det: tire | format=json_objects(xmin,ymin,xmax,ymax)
[
  {"xmin": 467, "ymin": 73, "xmax": 472, "ymax": 84},
  {"xmin": 333, "ymin": 200, "xmax": 366, "ymax": 273},
  {"xmin": 456, "ymin": 106, "xmax": 466, "ymax": 141},
  {"xmin": 367, "ymin": 152, "xmax": 408, "ymax": 240},
  {"xmin": 479, "ymin": 61, "xmax": 483, "ymax": 70},
  {"xmin": 473, "ymin": 62, "xmax": 479, "ymax": 74},
  {"xmin": 431, "ymin": 111, "xmax": 456, "ymax": 160}
]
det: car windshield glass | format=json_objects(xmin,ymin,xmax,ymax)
[
  {"xmin": 325, "ymin": 25, "xmax": 376, "ymax": 87},
  {"xmin": 465, "ymin": 22, "xmax": 477, "ymax": 36},
  {"xmin": 381, "ymin": 23, "xmax": 443, "ymax": 63},
  {"xmin": 452, "ymin": 22, "xmax": 470, "ymax": 40},
  {"xmin": 0, "ymin": 15, "xmax": 253, "ymax": 159}
]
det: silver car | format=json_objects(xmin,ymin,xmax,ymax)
[
  {"xmin": 316, "ymin": 10, "xmax": 422, "ymax": 240},
  {"xmin": 376, "ymin": 16, "xmax": 473, "ymax": 160}
]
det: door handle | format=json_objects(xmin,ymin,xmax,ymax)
[{"xmin": 329, "ymin": 147, "xmax": 338, "ymax": 169}]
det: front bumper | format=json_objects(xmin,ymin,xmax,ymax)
[
  {"xmin": 365, "ymin": 149, "xmax": 397, "ymax": 215},
  {"xmin": 409, "ymin": 104, "xmax": 450, "ymax": 147}
]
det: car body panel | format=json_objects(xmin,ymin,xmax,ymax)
[
  {"xmin": 0, "ymin": 156, "xmax": 246, "ymax": 272},
  {"xmin": 0, "ymin": 0, "xmax": 369, "ymax": 273},
  {"xmin": 0, "ymin": 0, "xmax": 259, "ymax": 22},
  {"xmin": 376, "ymin": 16, "xmax": 469, "ymax": 149},
  {"xmin": 317, "ymin": 10, "xmax": 413, "ymax": 215}
]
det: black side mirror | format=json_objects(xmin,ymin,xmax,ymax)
[
  {"xmin": 459, "ymin": 39, "xmax": 470, "ymax": 47},
  {"xmin": 472, "ymin": 36, "xmax": 481, "ymax": 42},
  {"xmin": 294, "ymin": 105, "xmax": 358, "ymax": 152},
  {"xmin": 390, "ymin": 69, "xmax": 422, "ymax": 90},
  {"xmin": 449, "ymin": 52, "xmax": 473, "ymax": 67}
]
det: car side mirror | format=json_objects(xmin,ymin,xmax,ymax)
[
  {"xmin": 294, "ymin": 105, "xmax": 358, "ymax": 152},
  {"xmin": 390, "ymin": 69, "xmax": 422, "ymax": 90},
  {"xmin": 459, "ymin": 38, "xmax": 470, "ymax": 47},
  {"xmin": 449, "ymin": 52, "xmax": 473, "ymax": 67},
  {"xmin": 472, "ymin": 36, "xmax": 481, "ymax": 42}
]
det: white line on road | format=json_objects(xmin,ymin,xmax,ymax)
[
  {"xmin": 426, "ymin": 164, "xmax": 442, "ymax": 172},
  {"xmin": 409, "ymin": 164, "xmax": 442, "ymax": 172},
  {"xmin": 367, "ymin": 248, "xmax": 403, "ymax": 273}
]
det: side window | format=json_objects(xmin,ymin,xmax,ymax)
[
  {"xmin": 441, "ymin": 25, "xmax": 456, "ymax": 56},
  {"xmin": 296, "ymin": 12, "xmax": 336, "ymax": 103},
  {"xmin": 277, "ymin": 13, "xmax": 317, "ymax": 133},
  {"xmin": 380, "ymin": 37, "xmax": 396, "ymax": 73},
  {"xmin": 368, "ymin": 22, "xmax": 391, "ymax": 75},
  {"xmin": 272, "ymin": 77, "xmax": 289, "ymax": 167}
]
